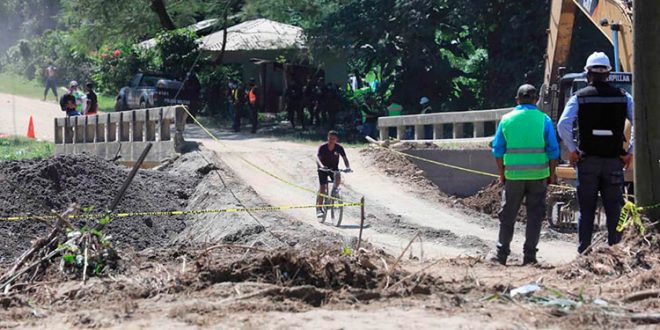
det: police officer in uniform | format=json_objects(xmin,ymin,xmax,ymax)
[{"xmin": 558, "ymin": 52, "xmax": 634, "ymax": 253}]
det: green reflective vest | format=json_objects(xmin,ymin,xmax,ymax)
[{"xmin": 501, "ymin": 109, "xmax": 550, "ymax": 180}]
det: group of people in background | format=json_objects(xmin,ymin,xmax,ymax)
[
  {"xmin": 227, "ymin": 78, "xmax": 259, "ymax": 133},
  {"xmin": 43, "ymin": 63, "xmax": 98, "ymax": 117},
  {"xmin": 284, "ymin": 77, "xmax": 343, "ymax": 130}
]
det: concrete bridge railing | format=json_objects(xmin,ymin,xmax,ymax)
[
  {"xmin": 378, "ymin": 108, "xmax": 512, "ymax": 141},
  {"xmin": 54, "ymin": 106, "xmax": 187, "ymax": 166}
]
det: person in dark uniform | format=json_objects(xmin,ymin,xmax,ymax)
[
  {"xmin": 325, "ymin": 83, "xmax": 342, "ymax": 129},
  {"xmin": 557, "ymin": 52, "xmax": 634, "ymax": 253},
  {"xmin": 285, "ymin": 80, "xmax": 304, "ymax": 129},
  {"xmin": 313, "ymin": 77, "xmax": 327, "ymax": 127},
  {"xmin": 301, "ymin": 78, "xmax": 316, "ymax": 129},
  {"xmin": 231, "ymin": 82, "xmax": 247, "ymax": 132}
]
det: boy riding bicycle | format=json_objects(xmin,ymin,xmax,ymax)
[{"xmin": 316, "ymin": 130, "xmax": 351, "ymax": 218}]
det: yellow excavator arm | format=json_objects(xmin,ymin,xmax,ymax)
[{"xmin": 543, "ymin": 0, "xmax": 633, "ymax": 88}]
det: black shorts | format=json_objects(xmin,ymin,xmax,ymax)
[{"xmin": 318, "ymin": 170, "xmax": 336, "ymax": 185}]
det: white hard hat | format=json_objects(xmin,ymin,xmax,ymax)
[
  {"xmin": 69, "ymin": 80, "xmax": 78, "ymax": 87},
  {"xmin": 584, "ymin": 52, "xmax": 612, "ymax": 73},
  {"xmin": 419, "ymin": 96, "xmax": 430, "ymax": 105}
]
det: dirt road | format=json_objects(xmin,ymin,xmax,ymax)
[
  {"xmin": 0, "ymin": 93, "xmax": 578, "ymax": 264},
  {"xmin": 0, "ymin": 93, "xmax": 58, "ymax": 141},
  {"xmin": 186, "ymin": 127, "xmax": 577, "ymax": 265}
]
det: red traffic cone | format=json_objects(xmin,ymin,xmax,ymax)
[{"xmin": 27, "ymin": 116, "xmax": 36, "ymax": 139}]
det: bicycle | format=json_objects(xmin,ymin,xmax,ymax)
[{"xmin": 318, "ymin": 168, "xmax": 351, "ymax": 227}]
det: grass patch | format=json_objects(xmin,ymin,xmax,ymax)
[
  {"xmin": 0, "ymin": 136, "xmax": 54, "ymax": 161},
  {"xmin": 0, "ymin": 72, "xmax": 116, "ymax": 112}
]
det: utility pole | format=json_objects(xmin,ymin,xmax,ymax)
[{"xmin": 633, "ymin": 1, "xmax": 660, "ymax": 220}]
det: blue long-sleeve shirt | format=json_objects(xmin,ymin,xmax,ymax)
[
  {"xmin": 557, "ymin": 92, "xmax": 634, "ymax": 153},
  {"xmin": 492, "ymin": 104, "xmax": 561, "ymax": 160}
]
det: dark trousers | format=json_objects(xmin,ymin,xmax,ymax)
[
  {"xmin": 44, "ymin": 78, "xmax": 58, "ymax": 99},
  {"xmin": 249, "ymin": 104, "xmax": 258, "ymax": 133},
  {"xmin": 287, "ymin": 103, "xmax": 305, "ymax": 128},
  {"xmin": 233, "ymin": 103, "xmax": 243, "ymax": 132},
  {"xmin": 497, "ymin": 179, "xmax": 547, "ymax": 258},
  {"xmin": 576, "ymin": 157, "xmax": 624, "ymax": 253}
]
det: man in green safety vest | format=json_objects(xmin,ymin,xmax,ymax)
[{"xmin": 490, "ymin": 84, "xmax": 560, "ymax": 266}]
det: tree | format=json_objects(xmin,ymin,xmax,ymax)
[
  {"xmin": 149, "ymin": 0, "xmax": 177, "ymax": 30},
  {"xmin": 308, "ymin": 0, "xmax": 488, "ymax": 111}
]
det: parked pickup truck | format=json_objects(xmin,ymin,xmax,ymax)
[{"xmin": 115, "ymin": 73, "xmax": 200, "ymax": 112}]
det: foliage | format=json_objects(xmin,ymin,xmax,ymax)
[
  {"xmin": 0, "ymin": 0, "xmax": 595, "ymax": 114},
  {"xmin": 92, "ymin": 44, "xmax": 156, "ymax": 95},
  {"xmin": 309, "ymin": 0, "xmax": 490, "ymax": 111},
  {"xmin": 3, "ymin": 30, "xmax": 94, "ymax": 85},
  {"xmin": 241, "ymin": 0, "xmax": 345, "ymax": 29},
  {"xmin": 153, "ymin": 28, "xmax": 200, "ymax": 78},
  {"xmin": 0, "ymin": 137, "xmax": 54, "ymax": 161}
]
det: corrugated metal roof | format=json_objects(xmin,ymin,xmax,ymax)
[
  {"xmin": 200, "ymin": 18, "xmax": 305, "ymax": 52},
  {"xmin": 138, "ymin": 18, "xmax": 219, "ymax": 49}
]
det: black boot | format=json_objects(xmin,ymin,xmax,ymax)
[{"xmin": 522, "ymin": 247, "xmax": 538, "ymax": 265}]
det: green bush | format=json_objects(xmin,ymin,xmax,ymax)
[{"xmin": 92, "ymin": 44, "xmax": 156, "ymax": 95}]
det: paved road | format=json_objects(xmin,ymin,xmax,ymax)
[{"xmin": 0, "ymin": 93, "xmax": 59, "ymax": 141}]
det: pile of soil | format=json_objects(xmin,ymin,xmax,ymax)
[
  {"xmin": 460, "ymin": 181, "xmax": 567, "ymax": 222},
  {"xmin": 0, "ymin": 154, "xmax": 200, "ymax": 262},
  {"xmin": 558, "ymin": 230, "xmax": 660, "ymax": 281},
  {"xmin": 360, "ymin": 145, "xmax": 442, "ymax": 195},
  {"xmin": 190, "ymin": 245, "xmax": 439, "ymax": 304}
]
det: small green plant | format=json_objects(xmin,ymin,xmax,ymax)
[{"xmin": 341, "ymin": 246, "xmax": 353, "ymax": 256}]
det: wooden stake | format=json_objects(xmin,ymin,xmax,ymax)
[{"xmin": 357, "ymin": 196, "xmax": 365, "ymax": 251}]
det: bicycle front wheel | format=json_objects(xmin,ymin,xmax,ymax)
[{"xmin": 333, "ymin": 191, "xmax": 343, "ymax": 227}]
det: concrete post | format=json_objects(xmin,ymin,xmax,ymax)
[
  {"xmin": 453, "ymin": 123, "xmax": 464, "ymax": 139},
  {"xmin": 396, "ymin": 126, "xmax": 405, "ymax": 140},
  {"xmin": 433, "ymin": 124, "xmax": 444, "ymax": 140},
  {"xmin": 473, "ymin": 122, "xmax": 484, "ymax": 138},
  {"xmin": 379, "ymin": 126, "xmax": 388, "ymax": 141},
  {"xmin": 74, "ymin": 117, "xmax": 84, "ymax": 144},
  {"xmin": 414, "ymin": 125, "xmax": 424, "ymax": 140},
  {"xmin": 146, "ymin": 109, "xmax": 156, "ymax": 141}
]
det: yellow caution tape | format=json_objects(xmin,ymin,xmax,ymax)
[
  {"xmin": 180, "ymin": 105, "xmax": 350, "ymax": 203},
  {"xmin": 0, "ymin": 202, "xmax": 363, "ymax": 222},
  {"xmin": 617, "ymin": 201, "xmax": 646, "ymax": 234},
  {"xmin": 382, "ymin": 146, "xmax": 575, "ymax": 191}
]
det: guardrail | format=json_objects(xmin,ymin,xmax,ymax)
[
  {"xmin": 377, "ymin": 108, "xmax": 512, "ymax": 141},
  {"xmin": 54, "ymin": 106, "xmax": 187, "ymax": 166}
]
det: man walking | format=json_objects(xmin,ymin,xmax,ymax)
[
  {"xmin": 43, "ymin": 62, "xmax": 58, "ymax": 101},
  {"xmin": 491, "ymin": 84, "xmax": 560, "ymax": 265},
  {"xmin": 557, "ymin": 52, "xmax": 634, "ymax": 253}
]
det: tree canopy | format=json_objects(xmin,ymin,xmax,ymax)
[{"xmin": 1, "ymin": 0, "xmax": 610, "ymax": 112}]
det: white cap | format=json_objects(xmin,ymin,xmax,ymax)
[
  {"xmin": 584, "ymin": 52, "xmax": 612, "ymax": 73},
  {"xmin": 69, "ymin": 80, "xmax": 78, "ymax": 87},
  {"xmin": 419, "ymin": 96, "xmax": 430, "ymax": 105}
]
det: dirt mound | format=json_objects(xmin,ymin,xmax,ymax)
[
  {"xmin": 460, "ymin": 181, "xmax": 503, "ymax": 218},
  {"xmin": 460, "ymin": 181, "xmax": 567, "ymax": 223},
  {"xmin": 360, "ymin": 146, "xmax": 442, "ymax": 195},
  {"xmin": 0, "ymin": 154, "xmax": 200, "ymax": 262},
  {"xmin": 190, "ymin": 245, "xmax": 438, "ymax": 301},
  {"xmin": 558, "ymin": 231, "xmax": 660, "ymax": 281}
]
